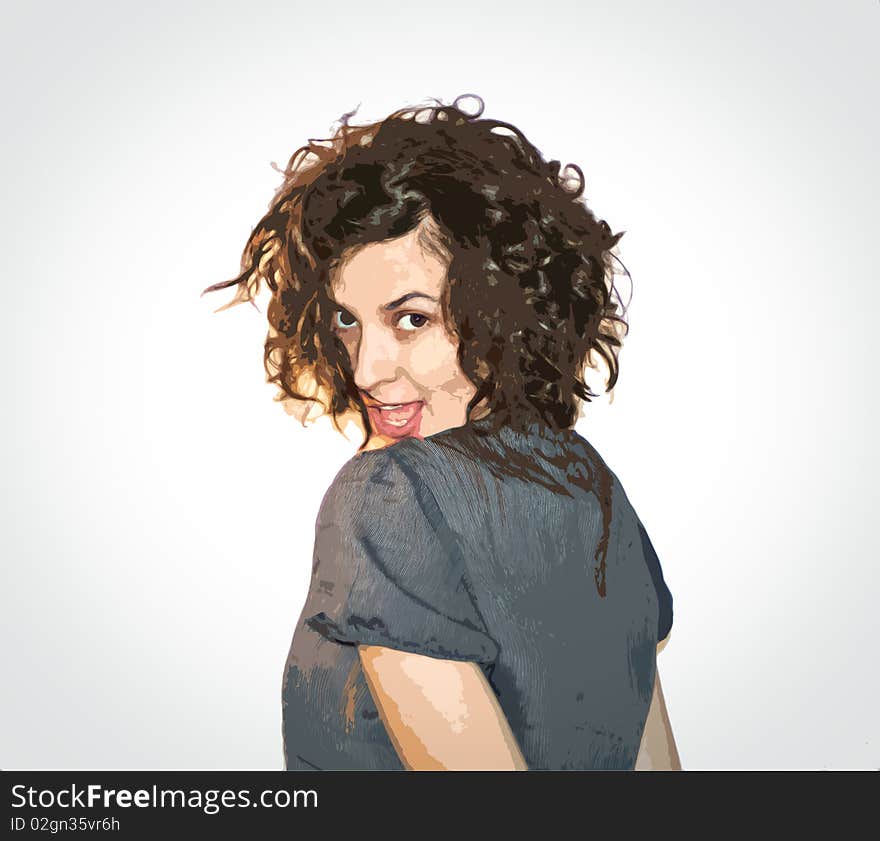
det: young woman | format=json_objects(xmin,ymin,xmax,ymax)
[{"xmin": 203, "ymin": 94, "xmax": 681, "ymax": 770}]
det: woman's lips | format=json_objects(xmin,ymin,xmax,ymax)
[{"xmin": 367, "ymin": 401, "xmax": 424, "ymax": 437}]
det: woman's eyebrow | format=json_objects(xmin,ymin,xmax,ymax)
[
  {"xmin": 383, "ymin": 292, "xmax": 438, "ymax": 310},
  {"xmin": 329, "ymin": 291, "xmax": 438, "ymax": 314}
]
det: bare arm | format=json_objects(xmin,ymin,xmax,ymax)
[
  {"xmin": 634, "ymin": 637, "xmax": 682, "ymax": 770},
  {"xmin": 358, "ymin": 644, "xmax": 528, "ymax": 770},
  {"xmin": 358, "ymin": 641, "xmax": 679, "ymax": 771}
]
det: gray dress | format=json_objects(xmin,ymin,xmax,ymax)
[{"xmin": 281, "ymin": 416, "xmax": 673, "ymax": 771}]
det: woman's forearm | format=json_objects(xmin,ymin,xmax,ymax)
[{"xmin": 635, "ymin": 666, "xmax": 682, "ymax": 770}]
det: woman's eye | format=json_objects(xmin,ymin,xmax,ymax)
[
  {"xmin": 331, "ymin": 310, "xmax": 429, "ymax": 332},
  {"xmin": 397, "ymin": 313, "xmax": 429, "ymax": 331},
  {"xmin": 333, "ymin": 310, "xmax": 357, "ymax": 330}
]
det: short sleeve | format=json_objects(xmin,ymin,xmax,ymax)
[
  {"xmin": 303, "ymin": 448, "xmax": 499, "ymax": 664},
  {"xmin": 611, "ymin": 471, "xmax": 674, "ymax": 643},
  {"xmin": 636, "ymin": 519, "xmax": 674, "ymax": 642}
]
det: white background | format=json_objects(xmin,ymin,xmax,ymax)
[{"xmin": 1, "ymin": 0, "xmax": 877, "ymax": 770}]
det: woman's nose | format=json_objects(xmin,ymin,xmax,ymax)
[{"xmin": 353, "ymin": 323, "xmax": 400, "ymax": 389}]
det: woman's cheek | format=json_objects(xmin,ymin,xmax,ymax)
[{"xmin": 410, "ymin": 331, "xmax": 459, "ymax": 386}]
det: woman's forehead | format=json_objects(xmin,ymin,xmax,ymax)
[{"xmin": 330, "ymin": 230, "xmax": 447, "ymax": 308}]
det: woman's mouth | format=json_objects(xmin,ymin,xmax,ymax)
[{"xmin": 367, "ymin": 401, "xmax": 425, "ymax": 437}]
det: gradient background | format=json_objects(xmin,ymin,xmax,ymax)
[{"xmin": 2, "ymin": 0, "xmax": 877, "ymax": 770}]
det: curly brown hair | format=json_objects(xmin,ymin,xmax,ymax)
[{"xmin": 202, "ymin": 93, "xmax": 630, "ymax": 451}]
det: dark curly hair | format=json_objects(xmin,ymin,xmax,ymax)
[{"xmin": 202, "ymin": 93, "xmax": 630, "ymax": 452}]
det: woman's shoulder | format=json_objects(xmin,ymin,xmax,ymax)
[
  {"xmin": 323, "ymin": 421, "xmax": 619, "ymax": 512},
  {"xmin": 318, "ymin": 442, "xmax": 435, "ymax": 525}
]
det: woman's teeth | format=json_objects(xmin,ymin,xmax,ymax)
[{"xmin": 375, "ymin": 402, "xmax": 421, "ymax": 427}]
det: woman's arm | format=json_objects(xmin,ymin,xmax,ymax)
[
  {"xmin": 359, "ymin": 638, "xmax": 682, "ymax": 770},
  {"xmin": 358, "ymin": 644, "xmax": 529, "ymax": 770},
  {"xmin": 634, "ymin": 640, "xmax": 682, "ymax": 770}
]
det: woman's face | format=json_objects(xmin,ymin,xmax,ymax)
[{"xmin": 329, "ymin": 224, "xmax": 488, "ymax": 447}]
